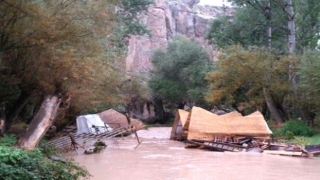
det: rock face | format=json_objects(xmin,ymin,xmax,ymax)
[
  {"xmin": 126, "ymin": 0, "xmax": 234, "ymax": 122},
  {"xmin": 126, "ymin": 0, "xmax": 233, "ymax": 73}
]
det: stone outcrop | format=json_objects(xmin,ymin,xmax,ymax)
[
  {"xmin": 126, "ymin": 0, "xmax": 234, "ymax": 122},
  {"xmin": 126, "ymin": 0, "xmax": 234, "ymax": 73}
]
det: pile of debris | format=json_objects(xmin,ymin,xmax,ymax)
[
  {"xmin": 187, "ymin": 137, "xmax": 310, "ymax": 157},
  {"xmin": 44, "ymin": 109, "xmax": 144, "ymax": 154},
  {"xmin": 170, "ymin": 106, "xmax": 312, "ymax": 157}
]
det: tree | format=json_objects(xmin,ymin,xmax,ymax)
[
  {"xmin": 294, "ymin": 0, "xmax": 320, "ymax": 51},
  {"xmin": 213, "ymin": 0, "xmax": 320, "ymax": 52},
  {"xmin": 208, "ymin": 0, "xmax": 320, "ymax": 122},
  {"xmin": 149, "ymin": 35, "xmax": 211, "ymax": 109},
  {"xmin": 0, "ymin": 0, "xmax": 152, "ymax": 149},
  {"xmin": 118, "ymin": 72, "xmax": 151, "ymax": 117},
  {"xmin": 297, "ymin": 50, "xmax": 320, "ymax": 125},
  {"xmin": 207, "ymin": 0, "xmax": 288, "ymax": 51},
  {"xmin": 206, "ymin": 45, "xmax": 289, "ymax": 120}
]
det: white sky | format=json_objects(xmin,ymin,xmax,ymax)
[{"xmin": 198, "ymin": 0, "xmax": 232, "ymax": 6}]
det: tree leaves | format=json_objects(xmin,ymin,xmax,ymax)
[
  {"xmin": 205, "ymin": 45, "xmax": 289, "ymax": 113},
  {"xmin": 149, "ymin": 35, "xmax": 210, "ymax": 106}
]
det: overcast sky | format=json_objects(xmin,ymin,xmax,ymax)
[{"xmin": 198, "ymin": 0, "xmax": 232, "ymax": 6}]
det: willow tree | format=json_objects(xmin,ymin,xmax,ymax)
[
  {"xmin": 0, "ymin": 0, "xmax": 151, "ymax": 149},
  {"xmin": 206, "ymin": 46, "xmax": 289, "ymax": 118}
]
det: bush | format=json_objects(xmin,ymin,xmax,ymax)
[
  {"xmin": 275, "ymin": 120, "xmax": 318, "ymax": 137},
  {"xmin": 0, "ymin": 134, "xmax": 17, "ymax": 147},
  {"xmin": 290, "ymin": 136, "xmax": 313, "ymax": 147},
  {"xmin": 0, "ymin": 135, "xmax": 90, "ymax": 180}
]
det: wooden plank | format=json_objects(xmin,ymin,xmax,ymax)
[{"xmin": 263, "ymin": 150, "xmax": 302, "ymax": 156}]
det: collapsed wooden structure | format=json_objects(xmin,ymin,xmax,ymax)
[
  {"xmin": 171, "ymin": 107, "xmax": 272, "ymax": 141},
  {"xmin": 44, "ymin": 109, "xmax": 144, "ymax": 153},
  {"xmin": 171, "ymin": 106, "xmax": 311, "ymax": 157},
  {"xmin": 44, "ymin": 126, "xmax": 140, "ymax": 154}
]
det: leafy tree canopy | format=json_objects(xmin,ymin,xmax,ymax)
[
  {"xmin": 298, "ymin": 50, "xmax": 320, "ymax": 112},
  {"xmin": 0, "ymin": 0, "xmax": 154, "ymax": 127},
  {"xmin": 209, "ymin": 0, "xmax": 320, "ymax": 53},
  {"xmin": 206, "ymin": 45, "xmax": 289, "ymax": 114},
  {"xmin": 149, "ymin": 35, "xmax": 211, "ymax": 107}
]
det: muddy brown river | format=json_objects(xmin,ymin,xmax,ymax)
[{"xmin": 69, "ymin": 127, "xmax": 320, "ymax": 180}]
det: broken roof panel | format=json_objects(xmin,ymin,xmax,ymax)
[
  {"xmin": 225, "ymin": 111, "xmax": 272, "ymax": 137},
  {"xmin": 98, "ymin": 109, "xmax": 145, "ymax": 131},
  {"xmin": 187, "ymin": 107, "xmax": 229, "ymax": 141},
  {"xmin": 170, "ymin": 109, "xmax": 189, "ymax": 140},
  {"xmin": 183, "ymin": 107, "xmax": 272, "ymax": 141}
]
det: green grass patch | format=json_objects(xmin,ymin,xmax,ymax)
[{"xmin": 288, "ymin": 134, "xmax": 320, "ymax": 146}]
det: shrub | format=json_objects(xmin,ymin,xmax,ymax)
[
  {"xmin": 290, "ymin": 136, "xmax": 313, "ymax": 147},
  {"xmin": 0, "ymin": 135, "xmax": 90, "ymax": 180},
  {"xmin": 275, "ymin": 120, "xmax": 318, "ymax": 137},
  {"xmin": 0, "ymin": 134, "xmax": 17, "ymax": 147},
  {"xmin": 285, "ymin": 131, "xmax": 295, "ymax": 140}
]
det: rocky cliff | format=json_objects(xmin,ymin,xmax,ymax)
[
  {"xmin": 125, "ymin": 0, "xmax": 234, "ymax": 73},
  {"xmin": 126, "ymin": 0, "xmax": 234, "ymax": 122}
]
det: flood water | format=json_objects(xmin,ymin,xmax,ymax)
[{"xmin": 70, "ymin": 128, "xmax": 320, "ymax": 180}]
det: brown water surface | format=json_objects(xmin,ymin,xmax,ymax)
[{"xmin": 70, "ymin": 128, "xmax": 320, "ymax": 180}]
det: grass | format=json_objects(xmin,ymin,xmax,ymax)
[{"xmin": 289, "ymin": 134, "xmax": 320, "ymax": 146}]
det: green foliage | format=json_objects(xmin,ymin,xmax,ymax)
[
  {"xmin": 0, "ymin": 134, "xmax": 17, "ymax": 147},
  {"xmin": 294, "ymin": 0, "xmax": 320, "ymax": 51},
  {"xmin": 0, "ymin": 146, "xmax": 89, "ymax": 180},
  {"xmin": 290, "ymin": 136, "xmax": 313, "ymax": 146},
  {"xmin": 275, "ymin": 120, "xmax": 318, "ymax": 137},
  {"xmin": 298, "ymin": 50, "xmax": 320, "ymax": 111},
  {"xmin": 0, "ymin": 0, "xmax": 155, "ymax": 127},
  {"xmin": 206, "ymin": 1, "xmax": 287, "ymax": 50},
  {"xmin": 310, "ymin": 134, "xmax": 320, "ymax": 144},
  {"xmin": 205, "ymin": 45, "xmax": 289, "ymax": 113},
  {"xmin": 209, "ymin": 0, "xmax": 320, "ymax": 52},
  {"xmin": 149, "ymin": 35, "xmax": 210, "ymax": 106},
  {"xmin": 0, "ymin": 134, "xmax": 89, "ymax": 179},
  {"xmin": 112, "ymin": 0, "xmax": 153, "ymax": 48},
  {"xmin": 287, "ymin": 134, "xmax": 320, "ymax": 147},
  {"xmin": 285, "ymin": 131, "xmax": 295, "ymax": 140}
]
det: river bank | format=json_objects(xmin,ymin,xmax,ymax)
[{"xmin": 69, "ymin": 127, "xmax": 320, "ymax": 180}]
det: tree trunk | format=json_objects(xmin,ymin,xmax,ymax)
[
  {"xmin": 16, "ymin": 95, "xmax": 61, "ymax": 151},
  {"xmin": 153, "ymin": 96, "xmax": 165, "ymax": 124},
  {"xmin": 0, "ymin": 102, "xmax": 5, "ymax": 136},
  {"xmin": 264, "ymin": 87, "xmax": 285, "ymax": 124},
  {"xmin": 285, "ymin": 0, "xmax": 314, "ymax": 123},
  {"xmin": 5, "ymin": 90, "xmax": 32, "ymax": 131},
  {"xmin": 265, "ymin": 0, "xmax": 272, "ymax": 49},
  {"xmin": 285, "ymin": 0, "xmax": 296, "ymax": 54}
]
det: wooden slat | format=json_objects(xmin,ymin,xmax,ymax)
[{"xmin": 263, "ymin": 150, "xmax": 303, "ymax": 156}]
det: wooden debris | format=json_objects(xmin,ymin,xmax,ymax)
[
  {"xmin": 263, "ymin": 150, "xmax": 303, "ymax": 156},
  {"xmin": 185, "ymin": 136, "xmax": 311, "ymax": 157}
]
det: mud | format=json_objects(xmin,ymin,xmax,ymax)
[{"xmin": 69, "ymin": 127, "xmax": 320, "ymax": 180}]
